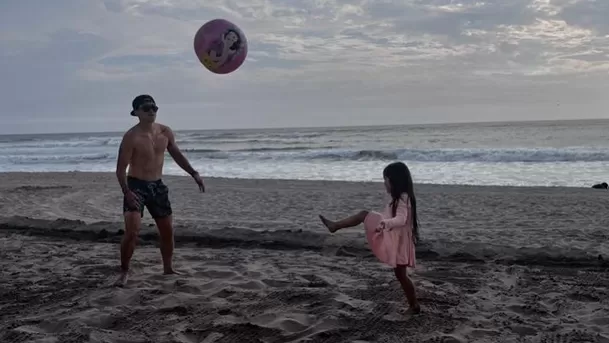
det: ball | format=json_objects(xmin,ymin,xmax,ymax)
[{"xmin": 193, "ymin": 19, "xmax": 248, "ymax": 74}]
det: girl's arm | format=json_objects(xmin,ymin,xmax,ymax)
[{"xmin": 381, "ymin": 198, "xmax": 409, "ymax": 229}]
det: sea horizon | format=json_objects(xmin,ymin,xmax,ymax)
[{"xmin": 1, "ymin": 117, "xmax": 608, "ymax": 137}]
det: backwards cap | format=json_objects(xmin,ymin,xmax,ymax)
[{"xmin": 130, "ymin": 94, "xmax": 156, "ymax": 116}]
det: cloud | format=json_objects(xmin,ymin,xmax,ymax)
[
  {"xmin": 0, "ymin": 0, "xmax": 608, "ymax": 134},
  {"xmin": 559, "ymin": 0, "xmax": 609, "ymax": 33}
]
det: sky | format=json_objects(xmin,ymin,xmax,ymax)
[{"xmin": 1, "ymin": 0, "xmax": 609, "ymax": 134}]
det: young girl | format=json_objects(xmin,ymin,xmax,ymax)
[{"xmin": 319, "ymin": 161, "xmax": 421, "ymax": 314}]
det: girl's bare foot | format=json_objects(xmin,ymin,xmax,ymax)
[
  {"xmin": 319, "ymin": 215, "xmax": 338, "ymax": 233},
  {"xmin": 113, "ymin": 272, "xmax": 128, "ymax": 287}
]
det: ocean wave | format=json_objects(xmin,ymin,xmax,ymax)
[
  {"xmin": 0, "ymin": 137, "xmax": 121, "ymax": 149},
  {"xmin": 178, "ymin": 131, "xmax": 327, "ymax": 144},
  {"xmin": 1, "ymin": 217, "xmax": 606, "ymax": 268},
  {"xmin": 351, "ymin": 147, "xmax": 609, "ymax": 163},
  {"xmin": 323, "ymin": 147, "xmax": 609, "ymax": 163},
  {"xmin": 1, "ymin": 153, "xmax": 112, "ymax": 164},
  {"xmin": 237, "ymin": 146, "xmax": 336, "ymax": 152},
  {"xmin": 183, "ymin": 146, "xmax": 336, "ymax": 154},
  {"xmin": 178, "ymin": 138, "xmax": 320, "ymax": 145},
  {"xmin": 182, "ymin": 148, "xmax": 222, "ymax": 153},
  {"xmin": 180, "ymin": 147, "xmax": 609, "ymax": 163},
  {"xmin": 182, "ymin": 131, "xmax": 326, "ymax": 140},
  {"xmin": 315, "ymin": 150, "xmax": 399, "ymax": 161},
  {"xmin": 4, "ymin": 146, "xmax": 609, "ymax": 165}
]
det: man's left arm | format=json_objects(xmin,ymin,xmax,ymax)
[{"xmin": 166, "ymin": 126, "xmax": 199, "ymax": 177}]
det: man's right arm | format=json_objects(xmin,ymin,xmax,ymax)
[{"xmin": 116, "ymin": 133, "xmax": 133, "ymax": 194}]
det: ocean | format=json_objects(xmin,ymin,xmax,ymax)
[{"xmin": 1, "ymin": 119, "xmax": 608, "ymax": 187}]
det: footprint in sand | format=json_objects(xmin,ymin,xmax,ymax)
[
  {"xmin": 333, "ymin": 293, "xmax": 374, "ymax": 313},
  {"xmin": 262, "ymin": 279, "xmax": 292, "ymax": 288},
  {"xmin": 509, "ymin": 325, "xmax": 538, "ymax": 337},
  {"xmin": 169, "ymin": 331, "xmax": 224, "ymax": 343},
  {"xmin": 196, "ymin": 269, "xmax": 240, "ymax": 279},
  {"xmin": 248, "ymin": 312, "xmax": 343, "ymax": 343},
  {"xmin": 250, "ymin": 312, "xmax": 311, "ymax": 333},
  {"xmin": 212, "ymin": 289, "xmax": 236, "ymax": 299},
  {"xmin": 300, "ymin": 274, "xmax": 331, "ymax": 288},
  {"xmin": 232, "ymin": 279, "xmax": 266, "ymax": 291},
  {"xmin": 591, "ymin": 317, "xmax": 609, "ymax": 326}
]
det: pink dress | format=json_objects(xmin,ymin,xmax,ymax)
[{"xmin": 364, "ymin": 196, "xmax": 416, "ymax": 268}]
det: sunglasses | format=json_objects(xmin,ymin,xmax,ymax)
[{"xmin": 139, "ymin": 104, "xmax": 158, "ymax": 112}]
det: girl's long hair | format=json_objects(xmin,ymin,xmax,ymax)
[{"xmin": 383, "ymin": 162, "xmax": 420, "ymax": 242}]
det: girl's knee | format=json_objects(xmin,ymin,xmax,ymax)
[{"xmin": 393, "ymin": 265, "xmax": 408, "ymax": 275}]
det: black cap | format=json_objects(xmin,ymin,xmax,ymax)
[{"xmin": 131, "ymin": 94, "xmax": 156, "ymax": 116}]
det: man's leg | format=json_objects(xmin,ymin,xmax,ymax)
[
  {"xmin": 116, "ymin": 180, "xmax": 145, "ymax": 287},
  {"xmin": 154, "ymin": 215, "xmax": 176, "ymax": 274},
  {"xmin": 121, "ymin": 212, "xmax": 142, "ymax": 271},
  {"xmin": 148, "ymin": 181, "xmax": 175, "ymax": 274},
  {"xmin": 115, "ymin": 211, "xmax": 142, "ymax": 286}
]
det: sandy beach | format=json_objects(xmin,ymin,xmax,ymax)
[{"xmin": 1, "ymin": 172, "xmax": 608, "ymax": 343}]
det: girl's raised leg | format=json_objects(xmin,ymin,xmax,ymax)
[{"xmin": 319, "ymin": 210, "xmax": 368, "ymax": 233}]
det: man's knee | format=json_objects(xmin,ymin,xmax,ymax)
[
  {"xmin": 123, "ymin": 212, "xmax": 141, "ymax": 239},
  {"xmin": 359, "ymin": 210, "xmax": 369, "ymax": 218},
  {"xmin": 154, "ymin": 215, "xmax": 173, "ymax": 238}
]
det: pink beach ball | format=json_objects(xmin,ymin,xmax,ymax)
[{"xmin": 193, "ymin": 19, "xmax": 248, "ymax": 74}]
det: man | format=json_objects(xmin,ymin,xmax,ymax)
[{"xmin": 114, "ymin": 94, "xmax": 204, "ymax": 286}]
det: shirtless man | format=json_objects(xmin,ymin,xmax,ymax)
[{"xmin": 114, "ymin": 94, "xmax": 204, "ymax": 286}]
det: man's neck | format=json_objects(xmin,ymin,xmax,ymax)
[{"xmin": 136, "ymin": 122, "xmax": 154, "ymax": 132}]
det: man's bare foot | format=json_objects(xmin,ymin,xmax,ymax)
[
  {"xmin": 114, "ymin": 272, "xmax": 128, "ymax": 287},
  {"xmin": 405, "ymin": 304, "xmax": 421, "ymax": 315},
  {"xmin": 163, "ymin": 269, "xmax": 180, "ymax": 275},
  {"xmin": 398, "ymin": 304, "xmax": 421, "ymax": 316},
  {"xmin": 319, "ymin": 215, "xmax": 338, "ymax": 233}
]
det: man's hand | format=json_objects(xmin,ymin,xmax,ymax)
[
  {"xmin": 192, "ymin": 172, "xmax": 205, "ymax": 192},
  {"xmin": 124, "ymin": 190, "xmax": 140, "ymax": 210}
]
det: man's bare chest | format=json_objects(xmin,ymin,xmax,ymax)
[{"xmin": 134, "ymin": 134, "xmax": 168, "ymax": 156}]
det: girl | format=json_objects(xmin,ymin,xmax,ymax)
[
  {"xmin": 207, "ymin": 29, "xmax": 242, "ymax": 68},
  {"xmin": 319, "ymin": 161, "xmax": 421, "ymax": 314}
]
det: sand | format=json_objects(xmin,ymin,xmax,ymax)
[{"xmin": 0, "ymin": 172, "xmax": 608, "ymax": 343}]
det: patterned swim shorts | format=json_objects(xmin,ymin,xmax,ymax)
[{"xmin": 123, "ymin": 176, "xmax": 172, "ymax": 219}]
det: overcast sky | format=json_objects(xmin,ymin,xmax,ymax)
[{"xmin": 1, "ymin": 0, "xmax": 608, "ymax": 134}]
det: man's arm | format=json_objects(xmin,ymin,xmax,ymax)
[
  {"xmin": 165, "ymin": 126, "xmax": 198, "ymax": 176},
  {"xmin": 116, "ymin": 133, "xmax": 134, "ymax": 194}
]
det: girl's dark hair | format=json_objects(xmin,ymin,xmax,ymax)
[
  {"xmin": 383, "ymin": 161, "xmax": 420, "ymax": 242},
  {"xmin": 224, "ymin": 29, "xmax": 241, "ymax": 51}
]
